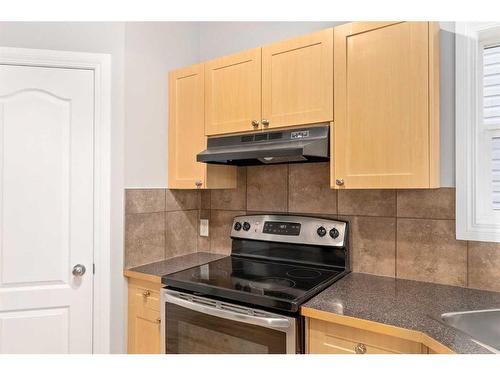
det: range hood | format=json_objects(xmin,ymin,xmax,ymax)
[{"xmin": 197, "ymin": 124, "xmax": 329, "ymax": 166}]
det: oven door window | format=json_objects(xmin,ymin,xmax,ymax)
[{"xmin": 166, "ymin": 303, "xmax": 287, "ymax": 354}]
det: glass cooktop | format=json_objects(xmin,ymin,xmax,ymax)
[{"xmin": 162, "ymin": 256, "xmax": 344, "ymax": 312}]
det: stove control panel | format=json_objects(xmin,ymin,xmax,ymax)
[
  {"xmin": 231, "ymin": 214, "xmax": 347, "ymax": 248},
  {"xmin": 263, "ymin": 221, "xmax": 301, "ymax": 236}
]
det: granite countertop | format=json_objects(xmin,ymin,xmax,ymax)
[
  {"xmin": 302, "ymin": 272, "xmax": 500, "ymax": 354},
  {"xmin": 124, "ymin": 252, "xmax": 226, "ymax": 282}
]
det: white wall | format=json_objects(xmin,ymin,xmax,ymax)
[
  {"xmin": 125, "ymin": 22, "xmax": 199, "ymax": 188},
  {"xmin": 0, "ymin": 21, "xmax": 127, "ymax": 354},
  {"xmin": 440, "ymin": 22, "xmax": 456, "ymax": 187},
  {"xmin": 198, "ymin": 21, "xmax": 344, "ymax": 61}
]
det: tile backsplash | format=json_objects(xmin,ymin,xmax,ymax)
[
  {"xmin": 124, "ymin": 163, "xmax": 500, "ymax": 293},
  {"xmin": 124, "ymin": 189, "xmax": 200, "ymax": 267}
]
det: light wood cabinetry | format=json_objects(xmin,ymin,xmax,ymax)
[
  {"xmin": 168, "ymin": 63, "xmax": 236, "ymax": 189},
  {"xmin": 261, "ymin": 28, "xmax": 333, "ymax": 129},
  {"xmin": 205, "ymin": 48, "xmax": 262, "ymax": 136},
  {"xmin": 127, "ymin": 277, "xmax": 163, "ymax": 354},
  {"xmin": 302, "ymin": 307, "xmax": 454, "ymax": 354},
  {"xmin": 168, "ymin": 22, "xmax": 441, "ymax": 190},
  {"xmin": 204, "ymin": 29, "xmax": 334, "ymax": 135},
  {"xmin": 308, "ymin": 318, "xmax": 425, "ymax": 354},
  {"xmin": 332, "ymin": 21, "xmax": 440, "ymax": 189}
]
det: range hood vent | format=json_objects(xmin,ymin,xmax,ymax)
[{"xmin": 197, "ymin": 124, "xmax": 329, "ymax": 166}]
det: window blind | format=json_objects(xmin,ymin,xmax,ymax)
[
  {"xmin": 483, "ymin": 45, "xmax": 500, "ymax": 210},
  {"xmin": 483, "ymin": 44, "xmax": 500, "ymax": 127}
]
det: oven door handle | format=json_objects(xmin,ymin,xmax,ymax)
[{"xmin": 165, "ymin": 293, "xmax": 291, "ymax": 329}]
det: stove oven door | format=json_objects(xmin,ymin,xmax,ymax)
[{"xmin": 161, "ymin": 289, "xmax": 298, "ymax": 354}]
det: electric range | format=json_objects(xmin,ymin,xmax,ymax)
[{"xmin": 160, "ymin": 214, "xmax": 349, "ymax": 354}]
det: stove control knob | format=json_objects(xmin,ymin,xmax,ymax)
[
  {"xmin": 233, "ymin": 222, "xmax": 242, "ymax": 231},
  {"xmin": 242, "ymin": 222, "xmax": 251, "ymax": 231},
  {"xmin": 329, "ymin": 228, "xmax": 340, "ymax": 239},
  {"xmin": 317, "ymin": 226, "xmax": 327, "ymax": 237}
]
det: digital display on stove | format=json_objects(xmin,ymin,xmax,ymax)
[{"xmin": 262, "ymin": 221, "xmax": 301, "ymax": 236}]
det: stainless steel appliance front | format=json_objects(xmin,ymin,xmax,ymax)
[
  {"xmin": 161, "ymin": 289, "xmax": 298, "ymax": 354},
  {"xmin": 196, "ymin": 124, "xmax": 329, "ymax": 166},
  {"xmin": 231, "ymin": 214, "xmax": 347, "ymax": 247}
]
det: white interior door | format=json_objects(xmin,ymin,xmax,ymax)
[{"xmin": 0, "ymin": 64, "xmax": 94, "ymax": 353}]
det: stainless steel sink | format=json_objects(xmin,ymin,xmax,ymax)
[{"xmin": 441, "ymin": 309, "xmax": 500, "ymax": 353}]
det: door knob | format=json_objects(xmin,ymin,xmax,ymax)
[
  {"xmin": 251, "ymin": 120, "xmax": 260, "ymax": 128},
  {"xmin": 261, "ymin": 119, "xmax": 270, "ymax": 127},
  {"xmin": 335, "ymin": 178, "xmax": 344, "ymax": 186},
  {"xmin": 72, "ymin": 264, "xmax": 86, "ymax": 277},
  {"xmin": 195, "ymin": 180, "xmax": 203, "ymax": 188}
]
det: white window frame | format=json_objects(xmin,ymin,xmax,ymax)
[
  {"xmin": 456, "ymin": 22, "xmax": 500, "ymax": 242},
  {"xmin": 0, "ymin": 47, "xmax": 112, "ymax": 352}
]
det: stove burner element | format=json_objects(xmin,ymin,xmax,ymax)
[
  {"xmin": 249, "ymin": 277, "xmax": 296, "ymax": 291},
  {"xmin": 286, "ymin": 269, "xmax": 322, "ymax": 279}
]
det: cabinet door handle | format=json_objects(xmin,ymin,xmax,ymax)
[
  {"xmin": 251, "ymin": 120, "xmax": 260, "ymax": 128},
  {"xmin": 142, "ymin": 290, "xmax": 151, "ymax": 298},
  {"xmin": 155, "ymin": 318, "xmax": 161, "ymax": 324},
  {"xmin": 354, "ymin": 343, "xmax": 367, "ymax": 354},
  {"xmin": 261, "ymin": 119, "xmax": 270, "ymax": 127},
  {"xmin": 195, "ymin": 180, "xmax": 203, "ymax": 188},
  {"xmin": 335, "ymin": 178, "xmax": 344, "ymax": 186}
]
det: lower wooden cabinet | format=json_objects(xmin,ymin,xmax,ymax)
[
  {"xmin": 127, "ymin": 277, "xmax": 162, "ymax": 354},
  {"xmin": 307, "ymin": 318, "xmax": 426, "ymax": 354}
]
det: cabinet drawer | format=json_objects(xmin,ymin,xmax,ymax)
[
  {"xmin": 312, "ymin": 333, "xmax": 395, "ymax": 354},
  {"xmin": 132, "ymin": 285, "xmax": 160, "ymax": 312},
  {"xmin": 308, "ymin": 318, "xmax": 424, "ymax": 354}
]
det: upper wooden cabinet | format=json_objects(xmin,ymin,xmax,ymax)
[
  {"xmin": 168, "ymin": 22, "xmax": 441, "ymax": 190},
  {"xmin": 332, "ymin": 22, "xmax": 440, "ymax": 189},
  {"xmin": 204, "ymin": 29, "xmax": 334, "ymax": 135},
  {"xmin": 168, "ymin": 64, "xmax": 236, "ymax": 189},
  {"xmin": 205, "ymin": 48, "xmax": 262, "ymax": 136},
  {"xmin": 262, "ymin": 28, "xmax": 333, "ymax": 129}
]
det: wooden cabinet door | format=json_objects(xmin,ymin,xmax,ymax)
[
  {"xmin": 262, "ymin": 28, "xmax": 333, "ymax": 129},
  {"xmin": 168, "ymin": 64, "xmax": 236, "ymax": 190},
  {"xmin": 332, "ymin": 22, "xmax": 440, "ymax": 189},
  {"xmin": 205, "ymin": 48, "xmax": 262, "ymax": 135},
  {"xmin": 127, "ymin": 279, "xmax": 162, "ymax": 354},
  {"xmin": 168, "ymin": 63, "xmax": 206, "ymax": 188}
]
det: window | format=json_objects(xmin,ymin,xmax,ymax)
[{"xmin": 456, "ymin": 22, "xmax": 500, "ymax": 242}]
